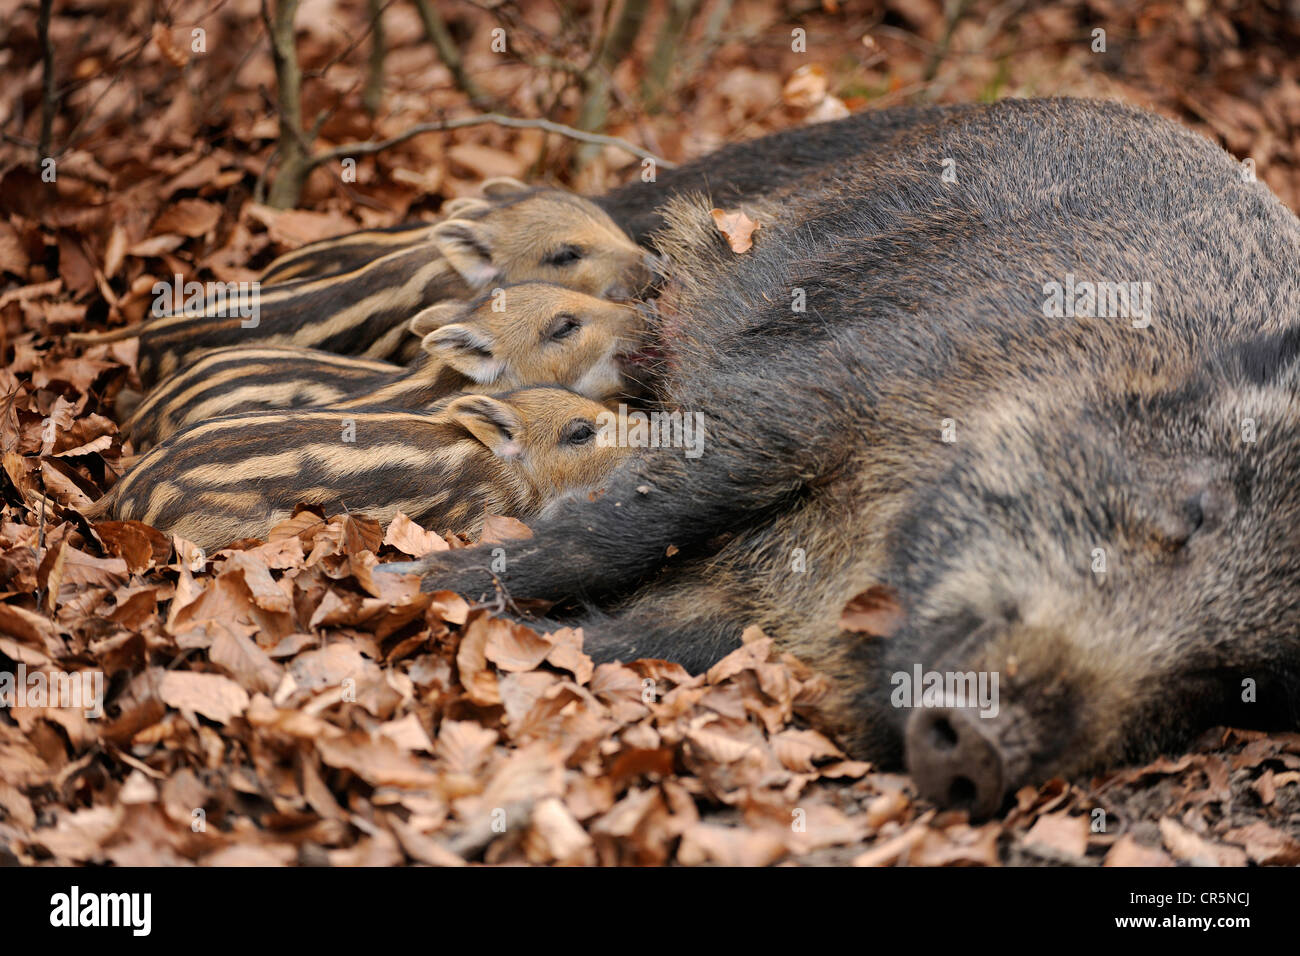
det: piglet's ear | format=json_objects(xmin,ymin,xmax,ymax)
[
  {"xmin": 446, "ymin": 394, "xmax": 523, "ymax": 459},
  {"xmin": 480, "ymin": 177, "xmax": 529, "ymax": 198},
  {"xmin": 432, "ymin": 220, "xmax": 499, "ymax": 287},
  {"xmin": 441, "ymin": 196, "xmax": 491, "ymax": 218},
  {"xmin": 423, "ymin": 323, "xmax": 505, "ymax": 383},
  {"xmin": 409, "ymin": 302, "xmax": 464, "ymax": 338}
]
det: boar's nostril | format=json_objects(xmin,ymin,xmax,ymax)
[
  {"xmin": 905, "ymin": 707, "xmax": 1009, "ymax": 820},
  {"xmin": 929, "ymin": 716, "xmax": 960, "ymax": 751},
  {"xmin": 947, "ymin": 776, "xmax": 978, "ymax": 810}
]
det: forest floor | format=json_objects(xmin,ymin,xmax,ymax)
[{"xmin": 0, "ymin": 0, "xmax": 1298, "ymax": 865}]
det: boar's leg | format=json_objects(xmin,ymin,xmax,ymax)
[
  {"xmin": 412, "ymin": 445, "xmax": 801, "ymax": 601},
  {"xmin": 564, "ymin": 558, "xmax": 769, "ymax": 671},
  {"xmin": 410, "ymin": 366, "xmax": 850, "ymax": 600}
]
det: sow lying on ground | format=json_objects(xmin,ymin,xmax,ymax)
[{"xmin": 398, "ymin": 98, "xmax": 1300, "ymax": 818}]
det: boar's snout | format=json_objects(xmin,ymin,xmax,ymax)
[{"xmin": 905, "ymin": 704, "xmax": 1032, "ymax": 819}]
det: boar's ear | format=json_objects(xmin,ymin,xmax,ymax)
[
  {"xmin": 1232, "ymin": 326, "xmax": 1300, "ymax": 388},
  {"xmin": 446, "ymin": 394, "xmax": 523, "ymax": 459},
  {"xmin": 423, "ymin": 323, "xmax": 505, "ymax": 382},
  {"xmin": 432, "ymin": 220, "xmax": 499, "ymax": 287},
  {"xmin": 480, "ymin": 177, "xmax": 529, "ymax": 198},
  {"xmin": 441, "ymin": 196, "xmax": 491, "ymax": 218},
  {"xmin": 409, "ymin": 302, "xmax": 465, "ymax": 338}
]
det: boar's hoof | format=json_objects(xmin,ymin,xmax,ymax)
[{"xmin": 905, "ymin": 706, "xmax": 1015, "ymax": 820}]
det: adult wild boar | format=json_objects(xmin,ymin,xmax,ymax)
[{"xmin": 396, "ymin": 99, "xmax": 1300, "ymax": 818}]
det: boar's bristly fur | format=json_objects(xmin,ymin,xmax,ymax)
[{"xmin": 404, "ymin": 98, "xmax": 1300, "ymax": 815}]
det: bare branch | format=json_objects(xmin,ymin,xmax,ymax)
[
  {"xmin": 363, "ymin": 0, "xmax": 386, "ymax": 115},
  {"xmin": 263, "ymin": 0, "xmax": 312, "ymax": 208},
  {"xmin": 312, "ymin": 111, "xmax": 675, "ymax": 168},
  {"xmin": 643, "ymin": 0, "xmax": 698, "ymax": 109},
  {"xmin": 924, "ymin": 0, "xmax": 976, "ymax": 82},
  {"xmin": 574, "ymin": 0, "xmax": 649, "ymax": 165},
  {"xmin": 412, "ymin": 0, "xmax": 489, "ymax": 107},
  {"xmin": 37, "ymin": 0, "xmax": 56, "ymax": 162},
  {"xmin": 258, "ymin": 2, "xmax": 670, "ymax": 207}
]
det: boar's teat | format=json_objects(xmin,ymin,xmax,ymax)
[{"xmin": 1139, "ymin": 468, "xmax": 1229, "ymax": 554}]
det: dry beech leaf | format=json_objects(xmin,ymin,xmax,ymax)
[
  {"xmin": 209, "ymin": 622, "xmax": 282, "ymax": 696},
  {"xmin": 705, "ymin": 636, "xmax": 772, "ymax": 684},
  {"xmin": 484, "ymin": 618, "xmax": 554, "ymax": 672},
  {"xmin": 1220, "ymin": 822, "xmax": 1300, "ymax": 865},
  {"xmin": 244, "ymin": 204, "xmax": 358, "ymax": 249},
  {"xmin": 457, "ymin": 614, "xmax": 502, "ymax": 706},
  {"xmin": 544, "ymin": 627, "xmax": 593, "ymax": 685},
  {"xmin": 710, "ymin": 208, "xmax": 760, "ymax": 253},
  {"xmin": 782, "ymin": 63, "xmax": 829, "ymax": 108},
  {"xmin": 1104, "ymin": 834, "xmax": 1175, "ymax": 867},
  {"xmin": 678, "ymin": 822, "xmax": 786, "ymax": 867},
  {"xmin": 436, "ymin": 720, "xmax": 498, "ymax": 776},
  {"xmin": 524, "ymin": 796, "xmax": 594, "ymax": 865},
  {"xmin": 770, "ymin": 728, "xmax": 844, "ymax": 773},
  {"xmin": 910, "ymin": 823, "xmax": 1000, "ymax": 867},
  {"xmin": 1021, "ymin": 811, "xmax": 1088, "ymax": 858},
  {"xmin": 127, "ymin": 234, "xmax": 185, "ymax": 258},
  {"xmin": 839, "ymin": 585, "xmax": 905, "ymax": 637},
  {"xmin": 377, "ymin": 714, "xmax": 436, "ymax": 754},
  {"xmin": 0, "ymin": 221, "xmax": 30, "ymax": 276},
  {"xmin": 427, "ymin": 589, "xmax": 470, "ymax": 626},
  {"xmin": 853, "ymin": 813, "xmax": 937, "ymax": 867},
  {"xmin": 478, "ymin": 512, "xmax": 533, "ymax": 544},
  {"xmin": 1158, "ymin": 817, "xmax": 1247, "ymax": 866},
  {"xmin": 92, "ymin": 520, "xmax": 170, "ymax": 572},
  {"xmin": 151, "ymin": 23, "xmax": 188, "ymax": 68},
  {"xmin": 0, "ymin": 603, "xmax": 61, "ymax": 651},
  {"xmin": 153, "ymin": 198, "xmax": 220, "ymax": 238},
  {"xmin": 447, "ymin": 143, "xmax": 526, "ymax": 180},
  {"xmin": 807, "ymin": 95, "xmax": 851, "ymax": 123},
  {"xmin": 383, "ymin": 511, "xmax": 448, "ymax": 557},
  {"xmin": 316, "ymin": 733, "xmax": 439, "ymax": 789},
  {"xmin": 864, "ymin": 789, "xmax": 911, "ymax": 828},
  {"xmin": 158, "ymin": 671, "xmax": 250, "ymax": 724},
  {"xmin": 164, "ymin": 156, "xmax": 223, "ymax": 197},
  {"xmin": 686, "ymin": 718, "xmax": 757, "ymax": 764}
]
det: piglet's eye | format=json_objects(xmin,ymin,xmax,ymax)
[
  {"xmin": 546, "ymin": 313, "xmax": 582, "ymax": 340},
  {"xmin": 544, "ymin": 245, "xmax": 585, "ymax": 267},
  {"xmin": 561, "ymin": 419, "xmax": 596, "ymax": 445}
]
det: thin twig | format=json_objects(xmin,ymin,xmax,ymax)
[
  {"xmin": 55, "ymin": 34, "xmax": 154, "ymax": 158},
  {"xmin": 313, "ymin": 111, "xmax": 675, "ymax": 167},
  {"xmin": 34, "ymin": 475, "xmax": 47, "ymax": 611},
  {"xmin": 643, "ymin": 0, "xmax": 697, "ymax": 108},
  {"xmin": 263, "ymin": 0, "xmax": 312, "ymax": 208},
  {"xmin": 923, "ymin": 0, "xmax": 975, "ymax": 82},
  {"xmin": 412, "ymin": 0, "xmax": 489, "ymax": 107},
  {"xmin": 363, "ymin": 0, "xmax": 386, "ymax": 115},
  {"xmin": 37, "ymin": 0, "xmax": 56, "ymax": 162},
  {"xmin": 305, "ymin": 0, "xmax": 397, "ymax": 83},
  {"xmin": 574, "ymin": 0, "xmax": 649, "ymax": 165}
]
